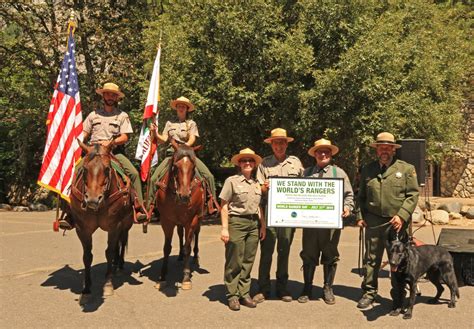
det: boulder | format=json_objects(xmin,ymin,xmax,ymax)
[
  {"xmin": 13, "ymin": 206, "xmax": 30, "ymax": 212},
  {"xmin": 0, "ymin": 203, "xmax": 12, "ymax": 211},
  {"xmin": 466, "ymin": 207, "xmax": 474, "ymax": 220},
  {"xmin": 429, "ymin": 209, "xmax": 449, "ymax": 225},
  {"xmin": 412, "ymin": 206, "xmax": 423, "ymax": 224},
  {"xmin": 28, "ymin": 203, "xmax": 49, "ymax": 212},
  {"xmin": 437, "ymin": 202, "xmax": 462, "ymax": 214},
  {"xmin": 449, "ymin": 212, "xmax": 462, "ymax": 220}
]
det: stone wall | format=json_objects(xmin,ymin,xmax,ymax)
[{"xmin": 440, "ymin": 102, "xmax": 474, "ymax": 198}]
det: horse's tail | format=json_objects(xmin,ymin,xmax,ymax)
[{"xmin": 119, "ymin": 229, "xmax": 129, "ymax": 255}]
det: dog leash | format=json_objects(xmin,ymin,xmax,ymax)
[{"xmin": 358, "ymin": 221, "xmax": 392, "ymax": 276}]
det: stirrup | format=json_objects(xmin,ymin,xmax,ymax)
[
  {"xmin": 134, "ymin": 211, "xmax": 148, "ymax": 224},
  {"xmin": 58, "ymin": 219, "xmax": 73, "ymax": 230}
]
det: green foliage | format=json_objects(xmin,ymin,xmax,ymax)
[
  {"xmin": 0, "ymin": 0, "xmax": 471, "ymax": 202},
  {"xmin": 298, "ymin": 0, "xmax": 471, "ymax": 171}
]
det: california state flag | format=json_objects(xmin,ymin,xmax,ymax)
[{"xmin": 136, "ymin": 46, "xmax": 161, "ymax": 181}]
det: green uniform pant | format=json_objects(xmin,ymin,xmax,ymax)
[
  {"xmin": 148, "ymin": 156, "xmax": 216, "ymax": 206},
  {"xmin": 300, "ymin": 228, "xmax": 341, "ymax": 267},
  {"xmin": 224, "ymin": 216, "xmax": 259, "ymax": 301},
  {"xmin": 361, "ymin": 215, "xmax": 409, "ymax": 300},
  {"xmin": 114, "ymin": 154, "xmax": 143, "ymax": 203},
  {"xmin": 257, "ymin": 226, "xmax": 295, "ymax": 294},
  {"xmin": 75, "ymin": 154, "xmax": 143, "ymax": 203}
]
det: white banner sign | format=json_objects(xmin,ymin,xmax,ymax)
[{"xmin": 267, "ymin": 177, "xmax": 344, "ymax": 229}]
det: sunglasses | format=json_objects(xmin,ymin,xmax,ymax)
[{"xmin": 239, "ymin": 158, "xmax": 256, "ymax": 164}]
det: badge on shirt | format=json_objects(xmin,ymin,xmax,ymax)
[{"xmin": 395, "ymin": 172, "xmax": 402, "ymax": 178}]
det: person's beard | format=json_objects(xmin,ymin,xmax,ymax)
[{"xmin": 104, "ymin": 99, "xmax": 117, "ymax": 107}]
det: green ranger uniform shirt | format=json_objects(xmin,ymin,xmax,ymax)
[
  {"xmin": 256, "ymin": 155, "xmax": 304, "ymax": 184},
  {"xmin": 304, "ymin": 164, "xmax": 355, "ymax": 211},
  {"xmin": 83, "ymin": 108, "xmax": 133, "ymax": 142},
  {"xmin": 357, "ymin": 159, "xmax": 419, "ymax": 223},
  {"xmin": 219, "ymin": 174, "xmax": 262, "ymax": 216},
  {"xmin": 162, "ymin": 118, "xmax": 199, "ymax": 143}
]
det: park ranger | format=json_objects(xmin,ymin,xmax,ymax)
[
  {"xmin": 253, "ymin": 128, "xmax": 304, "ymax": 303},
  {"xmin": 220, "ymin": 148, "xmax": 266, "ymax": 311},
  {"xmin": 356, "ymin": 132, "xmax": 419, "ymax": 312},
  {"xmin": 298, "ymin": 138, "xmax": 354, "ymax": 304},
  {"xmin": 58, "ymin": 82, "xmax": 148, "ymax": 229}
]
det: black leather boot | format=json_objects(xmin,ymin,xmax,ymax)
[
  {"xmin": 298, "ymin": 265, "xmax": 316, "ymax": 303},
  {"xmin": 323, "ymin": 264, "xmax": 337, "ymax": 305}
]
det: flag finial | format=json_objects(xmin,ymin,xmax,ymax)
[{"xmin": 67, "ymin": 9, "xmax": 77, "ymax": 34}]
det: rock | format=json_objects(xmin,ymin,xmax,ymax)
[
  {"xmin": 449, "ymin": 212, "xmax": 462, "ymax": 220},
  {"xmin": 429, "ymin": 209, "xmax": 450, "ymax": 225},
  {"xmin": 437, "ymin": 202, "xmax": 462, "ymax": 214},
  {"xmin": 412, "ymin": 206, "xmax": 423, "ymax": 223},
  {"xmin": 13, "ymin": 206, "xmax": 30, "ymax": 212},
  {"xmin": 466, "ymin": 207, "xmax": 474, "ymax": 220},
  {"xmin": 424, "ymin": 200, "xmax": 438, "ymax": 211},
  {"xmin": 28, "ymin": 203, "xmax": 49, "ymax": 212},
  {"xmin": 0, "ymin": 203, "xmax": 12, "ymax": 211}
]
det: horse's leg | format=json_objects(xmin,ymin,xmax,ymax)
[
  {"xmin": 104, "ymin": 228, "xmax": 120, "ymax": 297},
  {"xmin": 76, "ymin": 229, "xmax": 93, "ymax": 305},
  {"xmin": 118, "ymin": 228, "xmax": 129, "ymax": 271},
  {"xmin": 158, "ymin": 220, "xmax": 174, "ymax": 284},
  {"xmin": 193, "ymin": 224, "xmax": 200, "ymax": 267},
  {"xmin": 182, "ymin": 220, "xmax": 197, "ymax": 290},
  {"xmin": 177, "ymin": 225, "xmax": 185, "ymax": 261}
]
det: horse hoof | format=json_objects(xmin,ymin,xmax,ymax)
[
  {"xmin": 154, "ymin": 281, "xmax": 164, "ymax": 289},
  {"xmin": 79, "ymin": 294, "xmax": 92, "ymax": 305},
  {"xmin": 103, "ymin": 284, "xmax": 114, "ymax": 296},
  {"xmin": 181, "ymin": 281, "xmax": 192, "ymax": 290}
]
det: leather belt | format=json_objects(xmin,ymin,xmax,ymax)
[{"xmin": 237, "ymin": 214, "xmax": 259, "ymax": 220}]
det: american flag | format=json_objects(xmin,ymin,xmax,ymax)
[
  {"xmin": 37, "ymin": 29, "xmax": 83, "ymax": 201},
  {"xmin": 135, "ymin": 46, "xmax": 161, "ymax": 182}
]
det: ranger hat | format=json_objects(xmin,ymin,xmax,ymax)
[
  {"xmin": 264, "ymin": 128, "xmax": 294, "ymax": 143},
  {"xmin": 170, "ymin": 96, "xmax": 195, "ymax": 112},
  {"xmin": 96, "ymin": 82, "xmax": 125, "ymax": 99},
  {"xmin": 369, "ymin": 132, "xmax": 401, "ymax": 149},
  {"xmin": 308, "ymin": 138, "xmax": 339, "ymax": 157},
  {"xmin": 231, "ymin": 148, "xmax": 262, "ymax": 166}
]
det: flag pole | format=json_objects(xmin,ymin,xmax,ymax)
[
  {"xmin": 143, "ymin": 31, "xmax": 162, "ymax": 232},
  {"xmin": 53, "ymin": 9, "xmax": 77, "ymax": 232}
]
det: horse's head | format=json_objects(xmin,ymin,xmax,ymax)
[
  {"xmin": 170, "ymin": 139, "xmax": 199, "ymax": 204},
  {"xmin": 79, "ymin": 141, "xmax": 113, "ymax": 211}
]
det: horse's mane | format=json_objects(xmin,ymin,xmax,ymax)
[
  {"xmin": 87, "ymin": 144, "xmax": 100, "ymax": 160},
  {"xmin": 174, "ymin": 145, "xmax": 196, "ymax": 163}
]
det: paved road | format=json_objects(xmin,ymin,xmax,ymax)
[{"xmin": 1, "ymin": 211, "xmax": 473, "ymax": 328}]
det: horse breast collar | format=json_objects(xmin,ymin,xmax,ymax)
[{"xmin": 71, "ymin": 149, "xmax": 130, "ymax": 207}]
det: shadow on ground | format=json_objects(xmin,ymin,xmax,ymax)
[
  {"xmin": 137, "ymin": 255, "xmax": 210, "ymax": 298},
  {"xmin": 41, "ymin": 262, "xmax": 143, "ymax": 312}
]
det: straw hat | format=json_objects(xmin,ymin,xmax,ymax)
[
  {"xmin": 170, "ymin": 96, "xmax": 195, "ymax": 112},
  {"xmin": 308, "ymin": 138, "xmax": 339, "ymax": 157},
  {"xmin": 369, "ymin": 132, "xmax": 401, "ymax": 149},
  {"xmin": 231, "ymin": 148, "xmax": 262, "ymax": 166},
  {"xmin": 96, "ymin": 82, "xmax": 125, "ymax": 99},
  {"xmin": 264, "ymin": 128, "xmax": 295, "ymax": 143}
]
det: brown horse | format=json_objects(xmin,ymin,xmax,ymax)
[
  {"xmin": 70, "ymin": 142, "xmax": 133, "ymax": 305},
  {"xmin": 154, "ymin": 139, "xmax": 205, "ymax": 289}
]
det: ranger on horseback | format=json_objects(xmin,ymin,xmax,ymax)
[
  {"xmin": 58, "ymin": 82, "xmax": 149, "ymax": 229},
  {"xmin": 148, "ymin": 96, "xmax": 218, "ymax": 215}
]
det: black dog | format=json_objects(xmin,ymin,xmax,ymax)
[{"xmin": 389, "ymin": 240, "xmax": 460, "ymax": 319}]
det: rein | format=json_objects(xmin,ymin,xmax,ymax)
[{"xmin": 71, "ymin": 152, "xmax": 130, "ymax": 209}]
